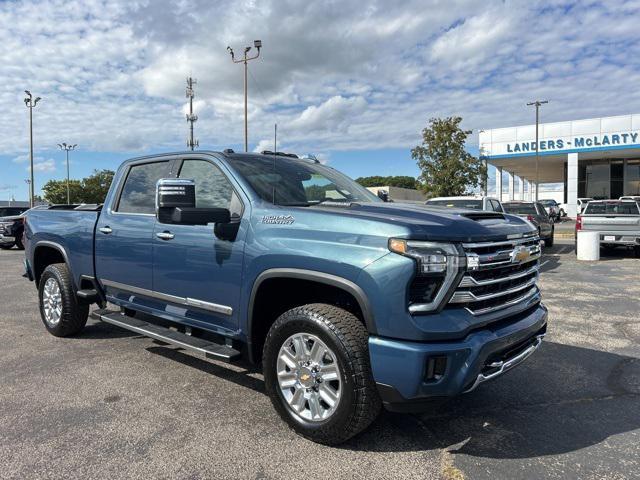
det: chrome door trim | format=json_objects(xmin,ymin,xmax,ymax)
[{"xmin": 101, "ymin": 279, "xmax": 233, "ymax": 316}]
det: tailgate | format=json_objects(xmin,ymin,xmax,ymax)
[{"xmin": 581, "ymin": 215, "xmax": 640, "ymax": 232}]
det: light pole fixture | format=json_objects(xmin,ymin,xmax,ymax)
[
  {"xmin": 57, "ymin": 143, "xmax": 77, "ymax": 204},
  {"xmin": 24, "ymin": 91, "xmax": 42, "ymax": 208},
  {"xmin": 526, "ymin": 99, "xmax": 549, "ymax": 202},
  {"xmin": 24, "ymin": 179, "xmax": 31, "ymax": 206},
  {"xmin": 186, "ymin": 77, "xmax": 199, "ymax": 151},
  {"xmin": 227, "ymin": 40, "xmax": 262, "ymax": 152}
]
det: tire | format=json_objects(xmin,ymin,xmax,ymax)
[
  {"xmin": 38, "ymin": 263, "xmax": 89, "ymax": 337},
  {"xmin": 14, "ymin": 235, "xmax": 24, "ymax": 250},
  {"xmin": 263, "ymin": 303, "xmax": 381, "ymax": 445},
  {"xmin": 0, "ymin": 243, "xmax": 14, "ymax": 250},
  {"xmin": 546, "ymin": 228, "xmax": 554, "ymax": 247}
]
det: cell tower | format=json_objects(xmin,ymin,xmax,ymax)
[{"xmin": 186, "ymin": 77, "xmax": 199, "ymax": 150}]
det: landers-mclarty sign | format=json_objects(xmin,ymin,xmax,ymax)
[{"xmin": 503, "ymin": 131, "xmax": 640, "ymax": 154}]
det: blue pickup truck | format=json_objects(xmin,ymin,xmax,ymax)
[{"xmin": 24, "ymin": 150, "xmax": 547, "ymax": 444}]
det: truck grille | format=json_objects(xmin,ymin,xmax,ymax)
[{"xmin": 448, "ymin": 236, "xmax": 541, "ymax": 315}]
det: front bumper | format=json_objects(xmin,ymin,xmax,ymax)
[
  {"xmin": 369, "ymin": 303, "xmax": 547, "ymax": 412},
  {"xmin": 0, "ymin": 234, "xmax": 15, "ymax": 245}
]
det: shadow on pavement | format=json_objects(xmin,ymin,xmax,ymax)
[
  {"xmin": 342, "ymin": 341, "xmax": 640, "ymax": 457},
  {"xmin": 137, "ymin": 336, "xmax": 640, "ymax": 460}
]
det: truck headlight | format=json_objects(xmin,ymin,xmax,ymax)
[{"xmin": 389, "ymin": 239, "xmax": 464, "ymax": 313}]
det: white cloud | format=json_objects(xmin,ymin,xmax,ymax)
[
  {"xmin": 31, "ymin": 158, "xmax": 55, "ymax": 172},
  {"xmin": 0, "ymin": 0, "xmax": 639, "ymax": 162}
]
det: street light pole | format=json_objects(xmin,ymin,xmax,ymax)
[
  {"xmin": 57, "ymin": 143, "xmax": 77, "ymax": 204},
  {"xmin": 24, "ymin": 91, "xmax": 41, "ymax": 208},
  {"xmin": 227, "ymin": 40, "xmax": 262, "ymax": 152},
  {"xmin": 526, "ymin": 99, "xmax": 549, "ymax": 201},
  {"xmin": 186, "ymin": 77, "xmax": 199, "ymax": 151}
]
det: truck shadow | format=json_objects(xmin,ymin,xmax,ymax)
[
  {"xmin": 343, "ymin": 341, "xmax": 640, "ymax": 458},
  {"xmin": 144, "ymin": 337, "xmax": 639, "ymax": 460}
]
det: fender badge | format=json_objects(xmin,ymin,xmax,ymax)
[{"xmin": 262, "ymin": 215, "xmax": 295, "ymax": 225}]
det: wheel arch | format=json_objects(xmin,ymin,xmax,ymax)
[
  {"xmin": 33, "ymin": 241, "xmax": 70, "ymax": 287},
  {"xmin": 247, "ymin": 268, "xmax": 376, "ymax": 363}
]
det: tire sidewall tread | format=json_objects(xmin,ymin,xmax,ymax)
[
  {"xmin": 38, "ymin": 263, "xmax": 88, "ymax": 337},
  {"xmin": 263, "ymin": 303, "xmax": 381, "ymax": 445}
]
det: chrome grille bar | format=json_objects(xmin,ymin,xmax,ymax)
[
  {"xmin": 450, "ymin": 275, "xmax": 538, "ymax": 303},
  {"xmin": 459, "ymin": 263, "xmax": 539, "ymax": 287}
]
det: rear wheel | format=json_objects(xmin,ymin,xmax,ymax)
[
  {"xmin": 263, "ymin": 303, "xmax": 381, "ymax": 445},
  {"xmin": 14, "ymin": 235, "xmax": 24, "ymax": 250},
  {"xmin": 546, "ymin": 227, "xmax": 554, "ymax": 247},
  {"xmin": 38, "ymin": 263, "xmax": 88, "ymax": 337},
  {"xmin": 0, "ymin": 243, "xmax": 14, "ymax": 250}
]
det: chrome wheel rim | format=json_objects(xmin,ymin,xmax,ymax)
[
  {"xmin": 43, "ymin": 277, "xmax": 63, "ymax": 326},
  {"xmin": 277, "ymin": 333, "xmax": 342, "ymax": 422}
]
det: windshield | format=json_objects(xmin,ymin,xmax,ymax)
[
  {"xmin": 226, "ymin": 155, "xmax": 380, "ymax": 206},
  {"xmin": 539, "ymin": 200, "xmax": 557, "ymax": 206},
  {"xmin": 426, "ymin": 199, "xmax": 483, "ymax": 210},
  {"xmin": 584, "ymin": 202, "xmax": 640, "ymax": 215},
  {"xmin": 503, "ymin": 203, "xmax": 537, "ymax": 215}
]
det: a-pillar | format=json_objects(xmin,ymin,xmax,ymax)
[
  {"xmin": 495, "ymin": 167, "xmax": 503, "ymax": 201},
  {"xmin": 567, "ymin": 152, "xmax": 578, "ymax": 218}
]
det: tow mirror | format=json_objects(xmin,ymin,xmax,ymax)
[{"xmin": 156, "ymin": 178, "xmax": 231, "ymax": 225}]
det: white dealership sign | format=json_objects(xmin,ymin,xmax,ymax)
[{"xmin": 480, "ymin": 114, "xmax": 640, "ymax": 158}]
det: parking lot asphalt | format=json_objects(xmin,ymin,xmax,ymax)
[{"xmin": 0, "ymin": 239, "xmax": 638, "ymax": 480}]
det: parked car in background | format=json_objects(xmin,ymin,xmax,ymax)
[
  {"xmin": 0, "ymin": 206, "xmax": 28, "ymax": 218},
  {"xmin": 425, "ymin": 196, "xmax": 504, "ymax": 212},
  {"xmin": 0, "ymin": 207, "xmax": 30, "ymax": 250},
  {"xmin": 23, "ymin": 151, "xmax": 547, "ymax": 445},
  {"xmin": 539, "ymin": 199, "xmax": 562, "ymax": 220},
  {"xmin": 578, "ymin": 200, "xmax": 640, "ymax": 255},
  {"xmin": 560, "ymin": 197, "xmax": 593, "ymax": 216},
  {"xmin": 619, "ymin": 195, "xmax": 640, "ymax": 202},
  {"xmin": 503, "ymin": 201, "xmax": 554, "ymax": 246}
]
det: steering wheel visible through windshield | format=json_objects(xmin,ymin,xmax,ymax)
[{"xmin": 225, "ymin": 155, "xmax": 380, "ymax": 206}]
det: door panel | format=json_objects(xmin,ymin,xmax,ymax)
[
  {"xmin": 96, "ymin": 160, "xmax": 172, "ymax": 302},
  {"xmin": 152, "ymin": 158, "xmax": 248, "ymax": 333}
]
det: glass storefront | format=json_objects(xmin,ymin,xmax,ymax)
[{"xmin": 578, "ymin": 158, "xmax": 640, "ymax": 199}]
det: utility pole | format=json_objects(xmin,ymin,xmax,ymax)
[
  {"xmin": 186, "ymin": 77, "xmax": 199, "ymax": 150},
  {"xmin": 24, "ymin": 179, "xmax": 32, "ymax": 206},
  {"xmin": 57, "ymin": 143, "xmax": 77, "ymax": 204},
  {"xmin": 24, "ymin": 91, "xmax": 41, "ymax": 208},
  {"xmin": 526, "ymin": 100, "xmax": 548, "ymax": 201},
  {"xmin": 227, "ymin": 40, "xmax": 262, "ymax": 152}
]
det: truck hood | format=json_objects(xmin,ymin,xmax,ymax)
[{"xmin": 313, "ymin": 202, "xmax": 536, "ymax": 242}]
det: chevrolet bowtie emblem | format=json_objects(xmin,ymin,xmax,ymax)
[
  {"xmin": 300, "ymin": 373, "xmax": 311, "ymax": 382},
  {"xmin": 510, "ymin": 246, "xmax": 530, "ymax": 263}
]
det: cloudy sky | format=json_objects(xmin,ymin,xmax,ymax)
[{"xmin": 2, "ymin": 0, "xmax": 640, "ymax": 200}]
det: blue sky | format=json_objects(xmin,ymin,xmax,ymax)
[{"xmin": 2, "ymin": 0, "xmax": 640, "ymax": 200}]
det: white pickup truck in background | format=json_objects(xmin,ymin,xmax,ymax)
[{"xmin": 577, "ymin": 200, "xmax": 640, "ymax": 255}]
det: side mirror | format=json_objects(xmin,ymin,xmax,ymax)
[{"xmin": 156, "ymin": 178, "xmax": 231, "ymax": 225}]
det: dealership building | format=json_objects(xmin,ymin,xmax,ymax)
[{"xmin": 480, "ymin": 113, "xmax": 640, "ymax": 217}]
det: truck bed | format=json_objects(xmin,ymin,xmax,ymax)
[
  {"xmin": 580, "ymin": 201, "xmax": 640, "ymax": 246},
  {"xmin": 25, "ymin": 206, "xmax": 101, "ymax": 288}
]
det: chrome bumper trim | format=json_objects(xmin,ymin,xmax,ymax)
[{"xmin": 464, "ymin": 333, "xmax": 545, "ymax": 393}]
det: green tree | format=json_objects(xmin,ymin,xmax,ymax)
[
  {"xmin": 411, "ymin": 117, "xmax": 486, "ymax": 197},
  {"xmin": 42, "ymin": 169, "xmax": 115, "ymax": 204},
  {"xmin": 42, "ymin": 179, "xmax": 84, "ymax": 204},
  {"xmin": 355, "ymin": 176, "xmax": 418, "ymax": 189},
  {"xmin": 81, "ymin": 169, "xmax": 115, "ymax": 203}
]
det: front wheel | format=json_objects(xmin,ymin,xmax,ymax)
[
  {"xmin": 38, "ymin": 263, "xmax": 89, "ymax": 337},
  {"xmin": 263, "ymin": 303, "xmax": 381, "ymax": 445},
  {"xmin": 546, "ymin": 227, "xmax": 554, "ymax": 247}
]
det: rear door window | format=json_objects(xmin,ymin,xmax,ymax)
[{"xmin": 116, "ymin": 161, "xmax": 172, "ymax": 214}]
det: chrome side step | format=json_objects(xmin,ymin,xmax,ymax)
[{"xmin": 91, "ymin": 309, "xmax": 241, "ymax": 362}]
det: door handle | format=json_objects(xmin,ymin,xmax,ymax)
[
  {"xmin": 99, "ymin": 226, "xmax": 112, "ymax": 234},
  {"xmin": 156, "ymin": 231, "xmax": 175, "ymax": 240}
]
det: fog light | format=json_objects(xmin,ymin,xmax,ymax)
[{"xmin": 426, "ymin": 355, "xmax": 447, "ymax": 381}]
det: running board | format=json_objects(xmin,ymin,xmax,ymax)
[{"xmin": 91, "ymin": 309, "xmax": 241, "ymax": 362}]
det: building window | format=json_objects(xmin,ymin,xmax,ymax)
[
  {"xmin": 611, "ymin": 160, "xmax": 624, "ymax": 199},
  {"xmin": 625, "ymin": 159, "xmax": 640, "ymax": 196}
]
